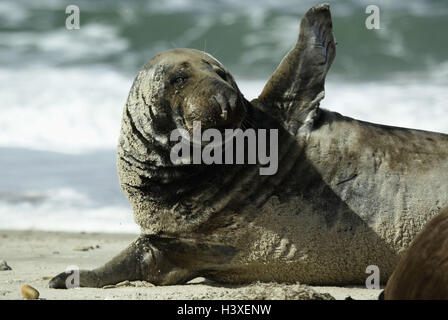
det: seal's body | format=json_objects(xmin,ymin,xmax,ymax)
[
  {"xmin": 49, "ymin": 4, "xmax": 448, "ymax": 289},
  {"xmin": 198, "ymin": 112, "xmax": 448, "ymax": 285}
]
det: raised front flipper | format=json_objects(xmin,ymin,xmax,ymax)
[{"xmin": 253, "ymin": 3, "xmax": 336, "ymax": 135}]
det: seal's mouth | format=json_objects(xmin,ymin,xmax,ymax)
[
  {"xmin": 175, "ymin": 97, "xmax": 247, "ymax": 149},
  {"xmin": 182, "ymin": 92, "xmax": 246, "ymax": 134}
]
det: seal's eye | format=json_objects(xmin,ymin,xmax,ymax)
[{"xmin": 172, "ymin": 76, "xmax": 187, "ymax": 89}]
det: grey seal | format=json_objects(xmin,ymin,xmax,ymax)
[{"xmin": 49, "ymin": 3, "xmax": 448, "ymax": 289}]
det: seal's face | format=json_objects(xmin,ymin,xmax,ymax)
[{"xmin": 141, "ymin": 48, "xmax": 246, "ymax": 136}]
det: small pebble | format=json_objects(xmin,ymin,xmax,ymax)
[
  {"xmin": 0, "ymin": 260, "xmax": 11, "ymax": 271},
  {"xmin": 21, "ymin": 284, "xmax": 40, "ymax": 300}
]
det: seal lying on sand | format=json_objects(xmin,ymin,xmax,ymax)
[
  {"xmin": 50, "ymin": 4, "xmax": 448, "ymax": 288},
  {"xmin": 383, "ymin": 207, "xmax": 448, "ymax": 299}
]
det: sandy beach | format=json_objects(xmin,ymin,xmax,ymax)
[{"xmin": 0, "ymin": 229, "xmax": 381, "ymax": 300}]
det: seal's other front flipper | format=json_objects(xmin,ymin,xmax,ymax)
[
  {"xmin": 48, "ymin": 235, "xmax": 236, "ymax": 288},
  {"xmin": 49, "ymin": 236, "xmax": 162, "ymax": 288},
  {"xmin": 253, "ymin": 3, "xmax": 336, "ymax": 135}
]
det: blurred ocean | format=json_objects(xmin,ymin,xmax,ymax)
[{"xmin": 0, "ymin": 0, "xmax": 447, "ymax": 232}]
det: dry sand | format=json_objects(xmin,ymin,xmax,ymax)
[{"xmin": 0, "ymin": 229, "xmax": 381, "ymax": 300}]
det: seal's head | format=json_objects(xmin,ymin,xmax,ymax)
[
  {"xmin": 118, "ymin": 48, "xmax": 248, "ymax": 191},
  {"xmin": 118, "ymin": 48, "xmax": 249, "ymax": 233},
  {"xmin": 130, "ymin": 49, "xmax": 246, "ymax": 140}
]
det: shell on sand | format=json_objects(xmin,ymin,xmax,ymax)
[{"xmin": 21, "ymin": 284, "xmax": 39, "ymax": 300}]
